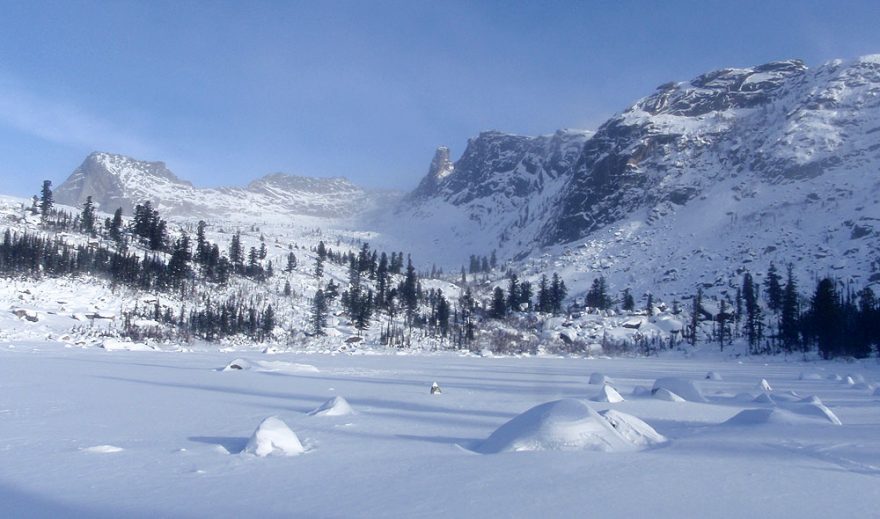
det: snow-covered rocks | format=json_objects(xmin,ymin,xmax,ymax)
[
  {"xmin": 12, "ymin": 308, "xmax": 39, "ymax": 322},
  {"xmin": 243, "ymin": 417, "xmax": 305, "ymax": 457},
  {"xmin": 705, "ymin": 371, "xmax": 723, "ymax": 381},
  {"xmin": 431, "ymin": 382, "xmax": 442, "ymax": 395},
  {"xmin": 476, "ymin": 399, "xmax": 664, "ymax": 454},
  {"xmin": 652, "ymin": 377, "xmax": 706, "ymax": 403},
  {"xmin": 309, "ymin": 396, "xmax": 356, "ymax": 417},
  {"xmin": 223, "ymin": 358, "xmax": 252, "ymax": 371},
  {"xmin": 588, "ymin": 372, "xmax": 613, "ymax": 385},
  {"xmin": 757, "ymin": 379, "xmax": 773, "ymax": 392},
  {"xmin": 100, "ymin": 339, "xmax": 153, "ymax": 351},
  {"xmin": 591, "ymin": 384, "xmax": 624, "ymax": 403},
  {"xmin": 652, "ymin": 388, "xmax": 686, "ymax": 402},
  {"xmin": 724, "ymin": 402, "xmax": 842, "ymax": 426}
]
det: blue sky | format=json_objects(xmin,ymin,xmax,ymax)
[{"xmin": 1, "ymin": 0, "xmax": 879, "ymax": 197}]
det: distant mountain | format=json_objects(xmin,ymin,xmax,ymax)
[
  {"xmin": 391, "ymin": 55, "xmax": 880, "ymax": 293},
  {"xmin": 54, "ymin": 152, "xmax": 400, "ymax": 220}
]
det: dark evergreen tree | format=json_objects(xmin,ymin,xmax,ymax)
[
  {"xmin": 622, "ymin": 288, "xmax": 635, "ymax": 312},
  {"xmin": 39, "ymin": 180, "xmax": 53, "ymax": 221},
  {"xmin": 506, "ymin": 274, "xmax": 520, "ymax": 313},
  {"xmin": 109, "ymin": 208, "xmax": 123, "ymax": 243},
  {"xmin": 689, "ymin": 287, "xmax": 703, "ymax": 345},
  {"xmin": 81, "ymin": 196, "xmax": 96, "ymax": 235},
  {"xmin": 285, "ymin": 252, "xmax": 297, "ymax": 272},
  {"xmin": 742, "ymin": 272, "xmax": 763, "ymax": 353},
  {"xmin": 779, "ymin": 264, "xmax": 800, "ymax": 353},
  {"xmin": 311, "ymin": 289, "xmax": 328, "ymax": 336},
  {"xmin": 810, "ymin": 277, "xmax": 841, "ymax": 359},
  {"xmin": 587, "ymin": 277, "xmax": 611, "ymax": 310},
  {"xmin": 765, "ymin": 262, "xmax": 783, "ymax": 313},
  {"xmin": 491, "ymin": 286, "xmax": 507, "ymax": 319},
  {"xmin": 519, "ymin": 281, "xmax": 533, "ymax": 312}
]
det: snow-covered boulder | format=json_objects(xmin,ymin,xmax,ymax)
[
  {"xmin": 589, "ymin": 372, "xmax": 613, "ymax": 385},
  {"xmin": 591, "ymin": 385, "xmax": 624, "ymax": 403},
  {"xmin": 705, "ymin": 371, "xmax": 722, "ymax": 381},
  {"xmin": 12, "ymin": 308, "xmax": 39, "ymax": 322},
  {"xmin": 652, "ymin": 377, "xmax": 706, "ymax": 402},
  {"xmin": 842, "ymin": 376, "xmax": 856, "ymax": 386},
  {"xmin": 100, "ymin": 339, "xmax": 152, "ymax": 351},
  {"xmin": 476, "ymin": 399, "xmax": 662, "ymax": 454},
  {"xmin": 309, "ymin": 396, "xmax": 355, "ymax": 417},
  {"xmin": 652, "ymin": 388, "xmax": 686, "ymax": 402},
  {"xmin": 600, "ymin": 409, "xmax": 667, "ymax": 448},
  {"xmin": 757, "ymin": 379, "xmax": 773, "ymax": 392},
  {"xmin": 752, "ymin": 393, "xmax": 775, "ymax": 404},
  {"xmin": 725, "ymin": 403, "xmax": 842, "ymax": 426},
  {"xmin": 223, "ymin": 358, "xmax": 252, "ymax": 371},
  {"xmin": 243, "ymin": 417, "xmax": 305, "ymax": 457}
]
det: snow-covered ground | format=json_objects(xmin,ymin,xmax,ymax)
[{"xmin": 2, "ymin": 342, "xmax": 879, "ymax": 518}]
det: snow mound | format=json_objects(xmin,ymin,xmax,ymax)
[
  {"xmin": 223, "ymin": 358, "xmax": 252, "ymax": 371},
  {"xmin": 827, "ymin": 374, "xmax": 842, "ymax": 381},
  {"xmin": 588, "ymin": 373, "xmax": 613, "ymax": 385},
  {"xmin": 81, "ymin": 445, "xmax": 124, "ymax": 453},
  {"xmin": 725, "ymin": 403, "xmax": 841, "ymax": 426},
  {"xmin": 591, "ymin": 384, "xmax": 624, "ymax": 403},
  {"xmin": 772, "ymin": 391, "xmax": 802, "ymax": 402},
  {"xmin": 705, "ymin": 371, "xmax": 723, "ymax": 381},
  {"xmin": 753, "ymin": 393, "xmax": 775, "ymax": 404},
  {"xmin": 631, "ymin": 385, "xmax": 651, "ymax": 397},
  {"xmin": 842, "ymin": 376, "xmax": 856, "ymax": 386},
  {"xmin": 600, "ymin": 409, "xmax": 666, "ymax": 447},
  {"xmin": 846, "ymin": 374, "xmax": 866, "ymax": 384},
  {"xmin": 476, "ymin": 399, "xmax": 659, "ymax": 454},
  {"xmin": 100, "ymin": 339, "xmax": 153, "ymax": 351},
  {"xmin": 799, "ymin": 395, "xmax": 823, "ymax": 405},
  {"xmin": 799, "ymin": 372, "xmax": 824, "ymax": 381},
  {"xmin": 652, "ymin": 378, "xmax": 706, "ymax": 402},
  {"xmin": 243, "ymin": 417, "xmax": 305, "ymax": 457},
  {"xmin": 652, "ymin": 387, "xmax": 686, "ymax": 402},
  {"xmin": 309, "ymin": 396, "xmax": 356, "ymax": 417},
  {"xmin": 255, "ymin": 361, "xmax": 319, "ymax": 374},
  {"xmin": 757, "ymin": 379, "xmax": 773, "ymax": 392}
]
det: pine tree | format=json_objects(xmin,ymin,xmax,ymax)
[
  {"xmin": 81, "ymin": 196, "xmax": 96, "ymax": 235},
  {"xmin": 491, "ymin": 286, "xmax": 507, "ymax": 319},
  {"xmin": 283, "ymin": 279, "xmax": 292, "ymax": 297},
  {"xmin": 109, "ymin": 208, "xmax": 123, "ymax": 243},
  {"xmin": 402, "ymin": 255, "xmax": 418, "ymax": 321},
  {"xmin": 743, "ymin": 272, "xmax": 763, "ymax": 353},
  {"xmin": 489, "ymin": 250, "xmax": 497, "ymax": 270},
  {"xmin": 314, "ymin": 254, "xmax": 324, "ymax": 279},
  {"xmin": 519, "ymin": 281, "xmax": 533, "ymax": 312},
  {"xmin": 316, "ymin": 240, "xmax": 327, "ymax": 260},
  {"xmin": 506, "ymin": 274, "xmax": 520, "ymax": 313},
  {"xmin": 312, "ymin": 289, "xmax": 328, "ymax": 336},
  {"xmin": 765, "ymin": 262, "xmax": 783, "ymax": 313},
  {"xmin": 587, "ymin": 277, "xmax": 610, "ymax": 310},
  {"xmin": 39, "ymin": 180, "xmax": 53, "ymax": 221},
  {"xmin": 282, "ymin": 251, "xmax": 296, "ymax": 272},
  {"xmin": 537, "ymin": 274, "xmax": 550, "ymax": 313},
  {"xmin": 195, "ymin": 221, "xmax": 208, "ymax": 263},
  {"xmin": 779, "ymin": 264, "xmax": 800, "ymax": 353},
  {"xmin": 690, "ymin": 287, "xmax": 702, "ymax": 345},
  {"xmin": 622, "ymin": 288, "xmax": 635, "ymax": 312},
  {"xmin": 810, "ymin": 278, "xmax": 841, "ymax": 359}
]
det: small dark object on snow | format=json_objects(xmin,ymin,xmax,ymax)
[
  {"xmin": 229, "ymin": 363, "xmax": 244, "ymax": 370},
  {"xmin": 431, "ymin": 382, "xmax": 442, "ymax": 395}
]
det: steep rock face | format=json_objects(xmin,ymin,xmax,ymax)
[
  {"xmin": 54, "ymin": 153, "xmax": 191, "ymax": 215},
  {"xmin": 543, "ymin": 57, "xmax": 880, "ymax": 245}
]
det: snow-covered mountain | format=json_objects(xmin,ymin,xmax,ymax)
[
  {"xmin": 389, "ymin": 55, "xmax": 880, "ymax": 296},
  {"xmin": 55, "ymin": 152, "xmax": 400, "ymax": 220},
  {"xmin": 48, "ymin": 55, "xmax": 880, "ymax": 299}
]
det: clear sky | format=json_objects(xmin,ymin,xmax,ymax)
[{"xmin": 1, "ymin": 0, "xmax": 879, "ymax": 197}]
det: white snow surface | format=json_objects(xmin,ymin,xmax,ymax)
[
  {"xmin": 2, "ymin": 344, "xmax": 880, "ymax": 517},
  {"xmin": 309, "ymin": 396, "xmax": 356, "ymax": 417},
  {"xmin": 243, "ymin": 416, "xmax": 305, "ymax": 457}
]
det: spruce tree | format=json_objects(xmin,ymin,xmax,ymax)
[
  {"xmin": 765, "ymin": 262, "xmax": 783, "ymax": 313},
  {"xmin": 622, "ymin": 288, "xmax": 635, "ymax": 312},
  {"xmin": 779, "ymin": 264, "xmax": 800, "ymax": 353},
  {"xmin": 81, "ymin": 196, "xmax": 96, "ymax": 235},
  {"xmin": 491, "ymin": 286, "xmax": 507, "ymax": 319},
  {"xmin": 312, "ymin": 289, "xmax": 328, "ymax": 336},
  {"xmin": 39, "ymin": 180, "xmax": 53, "ymax": 221},
  {"xmin": 109, "ymin": 208, "xmax": 123, "ymax": 243},
  {"xmin": 506, "ymin": 274, "xmax": 520, "ymax": 313},
  {"xmin": 810, "ymin": 277, "xmax": 841, "ymax": 359}
]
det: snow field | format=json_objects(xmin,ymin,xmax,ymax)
[{"xmin": 2, "ymin": 344, "xmax": 880, "ymax": 517}]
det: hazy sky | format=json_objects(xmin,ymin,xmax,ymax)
[{"xmin": 1, "ymin": 0, "xmax": 879, "ymax": 197}]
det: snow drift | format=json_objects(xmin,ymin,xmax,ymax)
[
  {"xmin": 243, "ymin": 417, "xmax": 305, "ymax": 457},
  {"xmin": 309, "ymin": 396, "xmax": 356, "ymax": 417},
  {"xmin": 652, "ymin": 378, "xmax": 706, "ymax": 402},
  {"xmin": 476, "ymin": 399, "xmax": 664, "ymax": 454}
]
